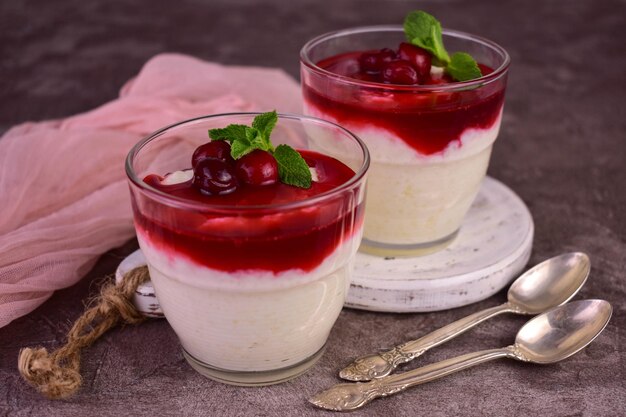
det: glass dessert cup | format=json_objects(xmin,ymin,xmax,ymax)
[
  {"xmin": 300, "ymin": 26, "xmax": 510, "ymax": 257},
  {"xmin": 125, "ymin": 113, "xmax": 369, "ymax": 386}
]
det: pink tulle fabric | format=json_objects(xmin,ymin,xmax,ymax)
[{"xmin": 0, "ymin": 53, "xmax": 302, "ymax": 328}]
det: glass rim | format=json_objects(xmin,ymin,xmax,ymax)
[
  {"xmin": 300, "ymin": 25, "xmax": 511, "ymax": 91},
  {"xmin": 125, "ymin": 112, "xmax": 370, "ymax": 213}
]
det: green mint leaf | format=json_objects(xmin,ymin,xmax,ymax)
[
  {"xmin": 403, "ymin": 10, "xmax": 450, "ymax": 64},
  {"xmin": 245, "ymin": 127, "xmax": 261, "ymax": 144},
  {"xmin": 208, "ymin": 124, "xmax": 248, "ymax": 143},
  {"xmin": 251, "ymin": 111, "xmax": 278, "ymax": 147},
  {"xmin": 227, "ymin": 127, "xmax": 257, "ymax": 159},
  {"xmin": 274, "ymin": 144, "xmax": 312, "ymax": 189},
  {"xmin": 446, "ymin": 52, "xmax": 482, "ymax": 81},
  {"xmin": 246, "ymin": 127, "xmax": 273, "ymax": 152},
  {"xmin": 230, "ymin": 137, "xmax": 254, "ymax": 159}
]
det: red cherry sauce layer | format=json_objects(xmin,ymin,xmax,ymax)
[
  {"xmin": 133, "ymin": 150, "xmax": 363, "ymax": 274},
  {"xmin": 303, "ymin": 51, "xmax": 506, "ymax": 155}
]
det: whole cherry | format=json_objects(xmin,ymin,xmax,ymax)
[
  {"xmin": 397, "ymin": 42, "xmax": 432, "ymax": 83},
  {"xmin": 192, "ymin": 158, "xmax": 238, "ymax": 195},
  {"xmin": 192, "ymin": 140, "xmax": 234, "ymax": 168},
  {"xmin": 358, "ymin": 48, "xmax": 396, "ymax": 73},
  {"xmin": 382, "ymin": 60, "xmax": 419, "ymax": 85},
  {"xmin": 235, "ymin": 150, "xmax": 279, "ymax": 186}
]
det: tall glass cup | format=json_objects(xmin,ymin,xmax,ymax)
[
  {"xmin": 301, "ymin": 27, "xmax": 509, "ymax": 256},
  {"xmin": 125, "ymin": 113, "xmax": 369, "ymax": 386}
]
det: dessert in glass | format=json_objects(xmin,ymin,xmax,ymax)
[
  {"xmin": 125, "ymin": 112, "xmax": 369, "ymax": 386},
  {"xmin": 300, "ymin": 16, "xmax": 510, "ymax": 256}
]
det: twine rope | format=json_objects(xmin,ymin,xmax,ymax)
[{"xmin": 17, "ymin": 265, "xmax": 150, "ymax": 399}]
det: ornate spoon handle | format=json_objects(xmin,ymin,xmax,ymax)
[
  {"xmin": 340, "ymin": 302, "xmax": 519, "ymax": 381},
  {"xmin": 311, "ymin": 346, "xmax": 520, "ymax": 411}
]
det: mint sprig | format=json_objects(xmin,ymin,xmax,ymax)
[
  {"xmin": 274, "ymin": 145, "xmax": 312, "ymax": 188},
  {"xmin": 403, "ymin": 11, "xmax": 482, "ymax": 82},
  {"xmin": 403, "ymin": 10, "xmax": 450, "ymax": 64},
  {"xmin": 251, "ymin": 111, "xmax": 278, "ymax": 143},
  {"xmin": 208, "ymin": 111, "xmax": 312, "ymax": 189},
  {"xmin": 208, "ymin": 124, "xmax": 248, "ymax": 143},
  {"xmin": 447, "ymin": 52, "xmax": 482, "ymax": 83}
]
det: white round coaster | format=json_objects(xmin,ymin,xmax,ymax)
[{"xmin": 346, "ymin": 176, "xmax": 534, "ymax": 312}]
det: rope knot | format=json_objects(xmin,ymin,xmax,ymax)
[{"xmin": 18, "ymin": 265, "xmax": 150, "ymax": 399}]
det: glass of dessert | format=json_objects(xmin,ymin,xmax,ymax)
[
  {"xmin": 125, "ymin": 112, "xmax": 369, "ymax": 386},
  {"xmin": 300, "ymin": 11, "xmax": 510, "ymax": 256}
]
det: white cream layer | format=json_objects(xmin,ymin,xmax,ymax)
[
  {"xmin": 136, "ymin": 229, "xmax": 360, "ymax": 371},
  {"xmin": 303, "ymin": 102, "xmax": 503, "ymax": 246}
]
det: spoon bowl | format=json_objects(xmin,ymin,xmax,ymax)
[
  {"xmin": 508, "ymin": 252, "xmax": 590, "ymax": 314},
  {"xmin": 515, "ymin": 299, "xmax": 612, "ymax": 363}
]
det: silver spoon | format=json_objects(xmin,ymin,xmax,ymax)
[
  {"xmin": 340, "ymin": 252, "xmax": 590, "ymax": 382},
  {"xmin": 310, "ymin": 299, "xmax": 612, "ymax": 412}
]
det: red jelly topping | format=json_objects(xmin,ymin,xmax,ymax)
[
  {"xmin": 133, "ymin": 150, "xmax": 363, "ymax": 274},
  {"xmin": 302, "ymin": 51, "xmax": 507, "ymax": 155}
]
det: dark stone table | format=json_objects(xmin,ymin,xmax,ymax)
[{"xmin": 1, "ymin": 1, "xmax": 624, "ymax": 416}]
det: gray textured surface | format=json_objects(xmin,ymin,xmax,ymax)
[{"xmin": 1, "ymin": 0, "xmax": 625, "ymax": 416}]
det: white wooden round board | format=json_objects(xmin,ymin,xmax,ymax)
[
  {"xmin": 346, "ymin": 176, "xmax": 534, "ymax": 312},
  {"xmin": 116, "ymin": 176, "xmax": 533, "ymax": 316}
]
